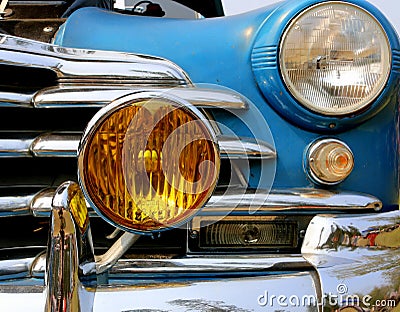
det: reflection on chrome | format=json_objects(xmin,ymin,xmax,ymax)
[
  {"xmin": 0, "ymin": 187, "xmax": 383, "ymax": 218},
  {"xmin": 33, "ymin": 86, "xmax": 250, "ymax": 109},
  {"xmin": 45, "ymin": 181, "xmax": 95, "ymax": 312},
  {"xmin": 302, "ymin": 211, "xmax": 400, "ymax": 310}
]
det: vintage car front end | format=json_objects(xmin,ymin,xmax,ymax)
[{"xmin": 0, "ymin": 0, "xmax": 399, "ymax": 311}]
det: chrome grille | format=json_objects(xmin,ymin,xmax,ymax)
[{"xmin": 0, "ymin": 35, "xmax": 382, "ymax": 261}]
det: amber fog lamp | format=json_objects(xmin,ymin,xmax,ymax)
[
  {"xmin": 307, "ymin": 139, "xmax": 354, "ymax": 185},
  {"xmin": 78, "ymin": 92, "xmax": 220, "ymax": 234}
]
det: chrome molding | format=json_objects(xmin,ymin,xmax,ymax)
[
  {"xmin": 0, "ymin": 269, "xmax": 319, "ymax": 312},
  {"xmin": 95, "ymin": 232, "xmax": 140, "ymax": 274},
  {"xmin": 0, "ymin": 188, "xmax": 382, "ymax": 218},
  {"xmin": 0, "ymin": 132, "xmax": 80, "ymax": 158},
  {"xmin": 30, "ymin": 133, "xmax": 80, "ymax": 157},
  {"xmin": 10, "ymin": 252, "xmax": 310, "ymax": 279},
  {"xmin": 33, "ymin": 86, "xmax": 250, "ymax": 109},
  {"xmin": 0, "ymin": 35, "xmax": 251, "ymax": 110},
  {"xmin": 218, "ymin": 135, "xmax": 276, "ymax": 160},
  {"xmin": 203, "ymin": 188, "xmax": 382, "ymax": 213},
  {"xmin": 0, "ymin": 257, "xmax": 35, "ymax": 280},
  {"xmin": 302, "ymin": 211, "xmax": 400, "ymax": 310},
  {"xmin": 45, "ymin": 181, "xmax": 95, "ymax": 312},
  {"xmin": 0, "ymin": 34, "xmax": 190, "ymax": 108},
  {"xmin": 0, "ymin": 132, "xmax": 274, "ymax": 160}
]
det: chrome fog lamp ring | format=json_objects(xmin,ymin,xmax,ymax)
[
  {"xmin": 306, "ymin": 138, "xmax": 354, "ymax": 185},
  {"xmin": 279, "ymin": 1, "xmax": 391, "ymax": 116},
  {"xmin": 78, "ymin": 91, "xmax": 220, "ymax": 234}
]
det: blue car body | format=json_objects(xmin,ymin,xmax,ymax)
[{"xmin": 0, "ymin": 0, "xmax": 398, "ymax": 311}]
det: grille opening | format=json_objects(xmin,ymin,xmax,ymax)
[
  {"xmin": 0, "ymin": 107, "xmax": 99, "ymax": 131},
  {"xmin": 0, "ymin": 64, "xmax": 57, "ymax": 93},
  {"xmin": 0, "ymin": 158, "xmax": 77, "ymax": 188},
  {"xmin": 0, "ymin": 216, "xmax": 186, "ymax": 260}
]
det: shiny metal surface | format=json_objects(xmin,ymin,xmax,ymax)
[
  {"xmin": 204, "ymin": 188, "xmax": 382, "ymax": 213},
  {"xmin": 0, "ymin": 257, "xmax": 35, "ymax": 280},
  {"xmin": 0, "ymin": 34, "xmax": 190, "ymax": 107},
  {"xmin": 0, "ymin": 132, "xmax": 273, "ymax": 160},
  {"xmin": 0, "ymin": 133, "xmax": 80, "ymax": 158},
  {"xmin": 45, "ymin": 181, "xmax": 95, "ymax": 312},
  {"xmin": 25, "ymin": 253, "xmax": 310, "ymax": 277},
  {"xmin": 218, "ymin": 135, "xmax": 276, "ymax": 160},
  {"xmin": 95, "ymin": 233, "xmax": 140, "ymax": 274},
  {"xmin": 302, "ymin": 210, "xmax": 400, "ymax": 310},
  {"xmin": 0, "ymin": 270, "xmax": 319, "ymax": 311},
  {"xmin": 0, "ymin": 187, "xmax": 383, "ymax": 218},
  {"xmin": 0, "ymin": 134, "xmax": 35, "ymax": 157},
  {"xmin": 30, "ymin": 133, "xmax": 80, "ymax": 157},
  {"xmin": 109, "ymin": 255, "xmax": 311, "ymax": 275},
  {"xmin": 33, "ymin": 86, "xmax": 249, "ymax": 109},
  {"xmin": 0, "ymin": 192, "xmax": 36, "ymax": 216}
]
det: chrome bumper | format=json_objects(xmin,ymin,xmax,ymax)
[
  {"xmin": 0, "ymin": 182, "xmax": 398, "ymax": 311},
  {"xmin": 0, "ymin": 268, "xmax": 319, "ymax": 312}
]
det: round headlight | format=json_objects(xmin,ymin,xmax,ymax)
[
  {"xmin": 78, "ymin": 92, "xmax": 220, "ymax": 234},
  {"xmin": 279, "ymin": 2, "xmax": 391, "ymax": 116}
]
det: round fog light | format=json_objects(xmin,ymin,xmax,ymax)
[
  {"xmin": 307, "ymin": 139, "xmax": 354, "ymax": 185},
  {"xmin": 78, "ymin": 92, "xmax": 220, "ymax": 234}
]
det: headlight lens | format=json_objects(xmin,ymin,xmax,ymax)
[
  {"xmin": 279, "ymin": 2, "xmax": 391, "ymax": 116},
  {"xmin": 78, "ymin": 93, "xmax": 220, "ymax": 233}
]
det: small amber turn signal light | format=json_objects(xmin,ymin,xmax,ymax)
[
  {"xmin": 78, "ymin": 92, "xmax": 220, "ymax": 234},
  {"xmin": 307, "ymin": 138, "xmax": 354, "ymax": 185}
]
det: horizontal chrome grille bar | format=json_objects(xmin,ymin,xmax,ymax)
[
  {"xmin": 0, "ymin": 132, "xmax": 274, "ymax": 159},
  {"xmin": 0, "ymin": 132, "xmax": 80, "ymax": 158},
  {"xmin": 0, "ymin": 34, "xmax": 191, "ymax": 107},
  {"xmin": 32, "ymin": 86, "xmax": 250, "ymax": 109},
  {"xmin": 205, "ymin": 188, "xmax": 382, "ymax": 212},
  {"xmin": 0, "ymin": 188, "xmax": 382, "ymax": 218},
  {"xmin": 217, "ymin": 135, "xmax": 275, "ymax": 160},
  {"xmin": 24, "ymin": 253, "xmax": 309, "ymax": 279},
  {"xmin": 0, "ymin": 35, "xmax": 189, "ymax": 84}
]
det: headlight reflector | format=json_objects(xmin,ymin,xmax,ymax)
[
  {"xmin": 78, "ymin": 93, "xmax": 220, "ymax": 233},
  {"xmin": 280, "ymin": 2, "xmax": 391, "ymax": 116}
]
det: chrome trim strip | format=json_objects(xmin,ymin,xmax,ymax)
[
  {"xmin": 204, "ymin": 188, "xmax": 382, "ymax": 213},
  {"xmin": 108, "ymin": 255, "xmax": 311, "ymax": 275},
  {"xmin": 30, "ymin": 133, "xmax": 80, "ymax": 157},
  {"xmin": 33, "ymin": 86, "xmax": 249, "ymax": 109},
  {"xmin": 20, "ymin": 253, "xmax": 311, "ymax": 278},
  {"xmin": 0, "ymin": 134, "xmax": 35, "ymax": 157},
  {"xmin": 0, "ymin": 188, "xmax": 382, "ymax": 218},
  {"xmin": 0, "ymin": 36, "xmax": 250, "ymax": 110},
  {"xmin": 302, "ymin": 210, "xmax": 400, "ymax": 310},
  {"xmin": 0, "ymin": 35, "xmax": 191, "ymax": 107},
  {"xmin": 302, "ymin": 210, "xmax": 400, "ymax": 255},
  {"xmin": 0, "ymin": 132, "xmax": 80, "ymax": 158},
  {"xmin": 0, "ymin": 257, "xmax": 35, "ymax": 280},
  {"xmin": 95, "ymin": 233, "xmax": 140, "ymax": 274},
  {"xmin": 0, "ymin": 91, "xmax": 33, "ymax": 107},
  {"xmin": 0, "ymin": 271, "xmax": 319, "ymax": 312},
  {"xmin": 218, "ymin": 135, "xmax": 276, "ymax": 160},
  {"xmin": 45, "ymin": 181, "xmax": 95, "ymax": 311},
  {"xmin": 0, "ymin": 133, "xmax": 273, "ymax": 160},
  {"xmin": 0, "ymin": 193, "xmax": 34, "ymax": 216}
]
